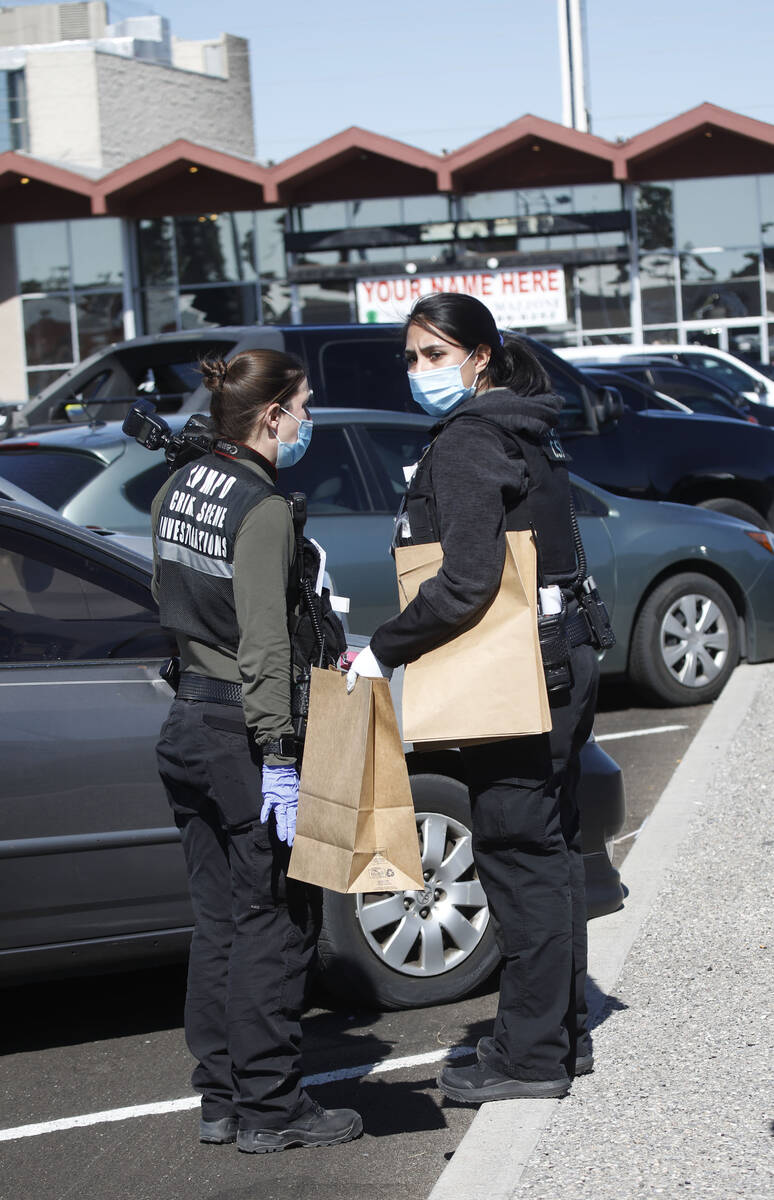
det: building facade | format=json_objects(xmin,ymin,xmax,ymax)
[{"xmin": 2, "ymin": 72, "xmax": 774, "ymax": 401}]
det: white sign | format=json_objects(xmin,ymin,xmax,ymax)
[{"xmin": 356, "ymin": 268, "xmax": 568, "ymax": 328}]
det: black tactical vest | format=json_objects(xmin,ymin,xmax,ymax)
[
  {"xmin": 398, "ymin": 413, "xmax": 579, "ymax": 588},
  {"xmin": 155, "ymin": 451, "xmax": 276, "ymax": 652}
]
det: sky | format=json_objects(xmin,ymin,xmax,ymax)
[{"xmin": 13, "ymin": 0, "xmax": 774, "ymax": 163}]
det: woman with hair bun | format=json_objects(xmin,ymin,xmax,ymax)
[
  {"xmin": 347, "ymin": 293, "xmax": 599, "ymax": 1104},
  {"xmin": 153, "ymin": 348, "xmax": 361, "ymax": 1153}
]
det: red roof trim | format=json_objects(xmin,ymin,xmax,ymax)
[
  {"xmin": 0, "ymin": 151, "xmax": 95, "ymax": 195},
  {"xmin": 269, "ymin": 126, "xmax": 443, "ymax": 191},
  {"xmin": 92, "ymin": 139, "xmax": 272, "ymax": 211},
  {"xmin": 616, "ymin": 102, "xmax": 774, "ymax": 175}
]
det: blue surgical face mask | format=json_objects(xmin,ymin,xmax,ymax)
[
  {"xmin": 275, "ymin": 407, "xmax": 313, "ymax": 469},
  {"xmin": 407, "ymin": 348, "xmax": 479, "ymax": 416}
]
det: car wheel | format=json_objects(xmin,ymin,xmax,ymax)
[
  {"xmin": 629, "ymin": 572, "xmax": 740, "ymax": 706},
  {"xmin": 317, "ymin": 773, "xmax": 499, "ymax": 1010},
  {"xmin": 697, "ymin": 496, "xmax": 770, "ymax": 530}
]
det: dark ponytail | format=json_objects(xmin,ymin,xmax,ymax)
[{"xmin": 405, "ymin": 292, "xmax": 551, "ymax": 397}]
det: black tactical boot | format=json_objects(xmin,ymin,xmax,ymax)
[
  {"xmin": 437, "ymin": 1059, "xmax": 570, "ymax": 1103},
  {"xmin": 236, "ymin": 1101, "xmax": 363, "ymax": 1153},
  {"xmin": 199, "ymin": 1115, "xmax": 238, "ymax": 1144},
  {"xmin": 477, "ymin": 1035, "xmax": 594, "ymax": 1077}
]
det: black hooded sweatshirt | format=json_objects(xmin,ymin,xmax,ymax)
[{"xmin": 369, "ymin": 386, "xmax": 573, "ymax": 669}]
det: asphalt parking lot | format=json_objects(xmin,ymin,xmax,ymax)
[{"xmin": 0, "ymin": 683, "xmax": 711, "ymax": 1200}]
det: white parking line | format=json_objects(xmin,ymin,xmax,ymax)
[
  {"xmin": 0, "ymin": 1045, "xmax": 474, "ymax": 1143},
  {"xmin": 596, "ymin": 723, "xmax": 688, "ymax": 743}
]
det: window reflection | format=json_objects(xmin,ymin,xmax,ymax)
[
  {"xmin": 643, "ymin": 327, "xmax": 678, "ymax": 344},
  {"xmin": 297, "ymin": 282, "xmax": 351, "ymax": 324},
  {"xmin": 178, "ymin": 285, "xmax": 258, "ymax": 329},
  {"xmin": 141, "ymin": 288, "xmax": 179, "ymax": 335},
  {"xmin": 16, "ymin": 222, "xmax": 69, "ymax": 293},
  {"xmin": 577, "ymin": 262, "xmax": 630, "ymax": 329},
  {"xmin": 673, "ymin": 176, "xmax": 758, "ymax": 250},
  {"xmin": 640, "ymin": 253, "xmax": 677, "ymax": 324},
  {"xmin": 760, "ymin": 176, "xmax": 774, "ymax": 247},
  {"xmin": 23, "ymin": 296, "xmax": 72, "ymax": 365},
  {"xmin": 138, "ymin": 218, "xmax": 175, "ymax": 286},
  {"xmin": 76, "ymin": 293, "xmax": 124, "ymax": 358},
  {"xmin": 636, "ymin": 183, "xmax": 674, "ymax": 250},
  {"xmin": 680, "ymin": 250, "xmax": 761, "ymax": 320},
  {"xmin": 176, "ymin": 214, "xmax": 257, "ymax": 286},
  {"xmin": 71, "ymin": 219, "xmax": 123, "ymax": 289}
]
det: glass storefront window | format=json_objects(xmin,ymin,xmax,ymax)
[
  {"xmin": 141, "ymin": 288, "xmax": 179, "ymax": 335},
  {"xmin": 643, "ymin": 327, "xmax": 679, "ymax": 344},
  {"xmin": 760, "ymin": 176, "xmax": 774, "ymax": 247},
  {"xmin": 637, "ymin": 183, "xmax": 674, "ymax": 251},
  {"xmin": 460, "ymin": 191, "xmax": 517, "ymax": 219},
  {"xmin": 23, "ymin": 296, "xmax": 72, "ymax": 365},
  {"xmin": 26, "ymin": 368, "xmax": 68, "ymax": 397},
  {"xmin": 296, "ymin": 282, "xmax": 351, "ymax": 324},
  {"xmin": 680, "ymin": 249, "xmax": 761, "ymax": 320},
  {"xmin": 176, "ymin": 214, "xmax": 257, "ymax": 286},
  {"xmin": 138, "ymin": 218, "xmax": 175, "ymax": 286},
  {"xmin": 349, "ymin": 198, "xmax": 403, "ymax": 227},
  {"xmin": 640, "ymin": 253, "xmax": 677, "ymax": 324},
  {"xmin": 763, "ymin": 247, "xmax": 774, "ymax": 318},
  {"xmin": 402, "ymin": 194, "xmax": 451, "ymax": 222},
  {"xmin": 577, "ymin": 262, "xmax": 630, "ymax": 329},
  {"xmin": 256, "ymin": 209, "xmax": 288, "ymax": 280},
  {"xmin": 71, "ymin": 219, "xmax": 123, "ymax": 289},
  {"xmin": 297, "ymin": 202, "xmax": 348, "ymax": 232},
  {"xmin": 16, "ymin": 222, "xmax": 69, "ymax": 293},
  {"xmin": 178, "ymin": 285, "xmax": 258, "ymax": 330},
  {"xmin": 673, "ymin": 176, "xmax": 758, "ymax": 250},
  {"xmin": 261, "ymin": 278, "xmax": 291, "ymax": 324},
  {"xmin": 76, "ymin": 293, "xmax": 124, "ymax": 358},
  {"xmin": 580, "ymin": 332, "xmax": 632, "ymax": 345}
]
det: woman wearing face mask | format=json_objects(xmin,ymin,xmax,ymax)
[
  {"xmin": 347, "ymin": 293, "xmax": 599, "ymax": 1104},
  {"xmin": 153, "ymin": 349, "xmax": 361, "ymax": 1154}
]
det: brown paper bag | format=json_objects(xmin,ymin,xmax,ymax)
[
  {"xmin": 288, "ymin": 667, "xmax": 424, "ymax": 894},
  {"xmin": 395, "ymin": 529, "xmax": 551, "ymax": 747}
]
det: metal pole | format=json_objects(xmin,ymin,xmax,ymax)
[{"xmin": 557, "ymin": 0, "xmax": 590, "ymax": 132}]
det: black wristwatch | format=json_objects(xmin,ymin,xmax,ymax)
[{"xmin": 262, "ymin": 737, "xmax": 297, "ymax": 757}]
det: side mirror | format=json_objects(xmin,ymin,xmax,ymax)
[{"xmin": 593, "ymin": 386, "xmax": 625, "ymax": 428}]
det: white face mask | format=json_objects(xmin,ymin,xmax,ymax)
[{"xmin": 407, "ymin": 349, "xmax": 479, "ymax": 416}]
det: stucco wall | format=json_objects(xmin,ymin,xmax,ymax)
[
  {"xmin": 95, "ymin": 34, "xmax": 254, "ymax": 170},
  {"xmin": 25, "ymin": 47, "xmax": 102, "ymax": 168}
]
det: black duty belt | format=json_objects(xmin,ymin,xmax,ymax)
[
  {"xmin": 565, "ymin": 610, "xmax": 592, "ymax": 648},
  {"xmin": 178, "ymin": 673, "xmax": 242, "ymax": 706}
]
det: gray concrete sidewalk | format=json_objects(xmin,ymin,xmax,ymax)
[{"xmin": 429, "ymin": 662, "xmax": 774, "ymax": 1200}]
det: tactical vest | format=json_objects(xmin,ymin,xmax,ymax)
[
  {"xmin": 155, "ymin": 450, "xmax": 277, "ymax": 652},
  {"xmin": 398, "ymin": 413, "xmax": 579, "ymax": 588}
]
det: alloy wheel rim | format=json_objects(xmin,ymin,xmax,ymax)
[
  {"xmin": 659, "ymin": 592, "xmax": 729, "ymax": 688},
  {"xmin": 354, "ymin": 810, "xmax": 489, "ymax": 977}
]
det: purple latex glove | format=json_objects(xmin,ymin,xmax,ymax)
[{"xmin": 260, "ymin": 765, "xmax": 299, "ymax": 846}]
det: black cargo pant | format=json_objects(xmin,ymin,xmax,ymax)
[
  {"xmin": 460, "ymin": 642, "xmax": 599, "ymax": 1084},
  {"xmin": 156, "ymin": 698, "xmax": 319, "ymax": 1130}
]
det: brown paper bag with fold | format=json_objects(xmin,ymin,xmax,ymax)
[
  {"xmin": 288, "ymin": 667, "xmax": 424, "ymax": 894},
  {"xmin": 395, "ymin": 529, "xmax": 551, "ymax": 747}
]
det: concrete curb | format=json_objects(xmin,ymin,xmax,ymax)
[{"xmin": 426, "ymin": 664, "xmax": 763, "ymax": 1200}]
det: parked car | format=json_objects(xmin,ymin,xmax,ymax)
[
  {"xmin": 12, "ymin": 325, "xmax": 774, "ymax": 528},
  {"xmin": 581, "ymin": 365, "xmax": 761, "ymax": 425},
  {"xmin": 0, "ymin": 500, "xmax": 625, "ymax": 1005},
  {"xmin": 11, "ymin": 325, "xmax": 411, "ymax": 434},
  {"xmin": 4, "ymin": 408, "xmax": 774, "ymax": 703},
  {"xmin": 575, "ymin": 357, "xmax": 774, "ymax": 426},
  {"xmin": 559, "ymin": 343, "xmax": 774, "ymax": 406}
]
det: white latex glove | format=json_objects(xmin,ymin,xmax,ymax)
[{"xmin": 346, "ymin": 644, "xmax": 393, "ymax": 693}]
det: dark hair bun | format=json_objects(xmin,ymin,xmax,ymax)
[{"xmin": 200, "ymin": 356, "xmax": 229, "ymax": 394}]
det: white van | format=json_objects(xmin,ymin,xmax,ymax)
[{"xmin": 558, "ymin": 344, "xmax": 774, "ymax": 406}]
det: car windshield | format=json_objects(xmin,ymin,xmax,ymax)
[{"xmin": 0, "ymin": 450, "xmax": 104, "ymax": 508}]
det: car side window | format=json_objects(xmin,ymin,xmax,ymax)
[
  {"xmin": 571, "ymin": 482, "xmax": 608, "ymax": 517},
  {"xmin": 686, "ymin": 355, "xmax": 750, "ymax": 392},
  {"xmin": 275, "ymin": 428, "xmax": 370, "ymax": 514},
  {"xmin": 359, "ymin": 426, "xmax": 433, "ymax": 505},
  {"xmin": 122, "ymin": 461, "xmax": 169, "ymax": 514},
  {"xmin": 0, "ymin": 529, "xmax": 173, "ymax": 663},
  {"xmin": 534, "ymin": 353, "xmax": 588, "ymax": 433},
  {"xmin": 313, "ymin": 337, "xmax": 411, "ymax": 411}
]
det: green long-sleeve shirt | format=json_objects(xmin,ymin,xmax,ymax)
[{"xmin": 151, "ymin": 457, "xmax": 297, "ymax": 767}]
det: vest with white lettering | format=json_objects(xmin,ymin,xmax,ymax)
[{"xmin": 155, "ymin": 453, "xmax": 275, "ymax": 651}]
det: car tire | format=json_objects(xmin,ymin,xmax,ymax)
[
  {"xmin": 629, "ymin": 572, "xmax": 740, "ymax": 706},
  {"xmin": 317, "ymin": 773, "xmax": 499, "ymax": 1010},
  {"xmin": 697, "ymin": 496, "xmax": 770, "ymax": 530}
]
